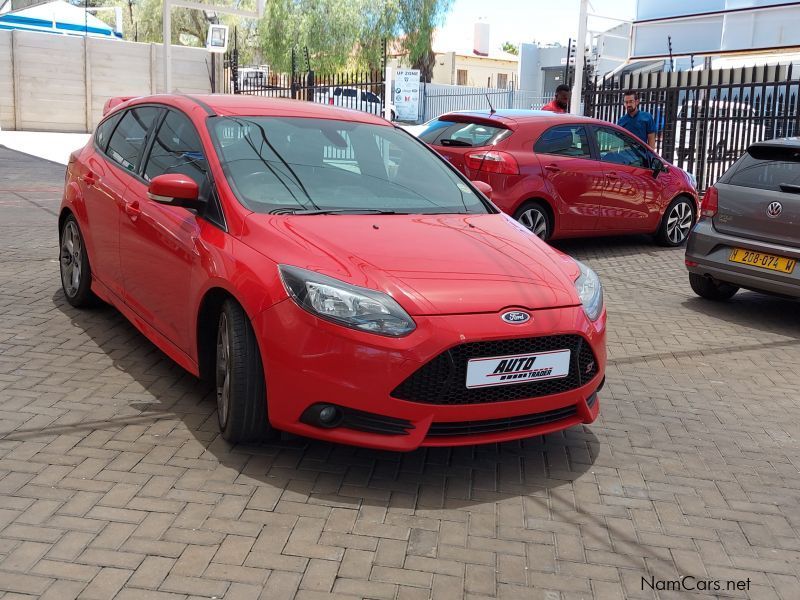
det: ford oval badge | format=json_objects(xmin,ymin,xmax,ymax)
[{"xmin": 501, "ymin": 311, "xmax": 531, "ymax": 324}]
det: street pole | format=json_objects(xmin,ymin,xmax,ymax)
[
  {"xmin": 163, "ymin": 0, "xmax": 171, "ymax": 93},
  {"xmin": 570, "ymin": 0, "xmax": 588, "ymax": 115},
  {"xmin": 163, "ymin": 0, "xmax": 265, "ymax": 94}
]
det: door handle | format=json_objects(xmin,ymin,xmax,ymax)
[
  {"xmin": 82, "ymin": 171, "xmax": 97, "ymax": 185},
  {"xmin": 544, "ymin": 164, "xmax": 561, "ymax": 173},
  {"xmin": 124, "ymin": 200, "xmax": 141, "ymax": 220}
]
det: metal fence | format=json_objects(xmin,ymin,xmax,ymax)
[
  {"xmin": 417, "ymin": 84, "xmax": 548, "ymax": 123},
  {"xmin": 583, "ymin": 64, "xmax": 800, "ymax": 191}
]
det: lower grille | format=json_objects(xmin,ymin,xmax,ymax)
[
  {"xmin": 426, "ymin": 400, "xmax": 588, "ymax": 438},
  {"xmin": 392, "ymin": 335, "xmax": 598, "ymax": 405}
]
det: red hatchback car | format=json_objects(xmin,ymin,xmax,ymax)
[
  {"xmin": 59, "ymin": 95, "xmax": 606, "ymax": 450},
  {"xmin": 419, "ymin": 110, "xmax": 699, "ymax": 245}
]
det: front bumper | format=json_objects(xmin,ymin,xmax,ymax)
[
  {"xmin": 253, "ymin": 299, "xmax": 606, "ymax": 451},
  {"xmin": 686, "ymin": 219, "xmax": 800, "ymax": 298}
]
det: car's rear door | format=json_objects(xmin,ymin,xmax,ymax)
[
  {"xmin": 593, "ymin": 126, "xmax": 663, "ymax": 232},
  {"xmin": 87, "ymin": 107, "xmax": 161, "ymax": 297},
  {"xmin": 118, "ymin": 108, "xmax": 217, "ymax": 354},
  {"xmin": 533, "ymin": 124, "xmax": 603, "ymax": 231},
  {"xmin": 715, "ymin": 144, "xmax": 800, "ymax": 247}
]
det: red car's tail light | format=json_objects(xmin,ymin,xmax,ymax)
[
  {"xmin": 465, "ymin": 151, "xmax": 519, "ymax": 175},
  {"xmin": 700, "ymin": 186, "xmax": 718, "ymax": 218}
]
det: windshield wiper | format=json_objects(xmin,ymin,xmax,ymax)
[
  {"xmin": 438, "ymin": 139, "xmax": 473, "ymax": 147},
  {"xmin": 290, "ymin": 208, "xmax": 409, "ymax": 215}
]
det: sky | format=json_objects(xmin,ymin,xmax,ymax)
[{"xmin": 435, "ymin": 0, "xmax": 637, "ymax": 53}]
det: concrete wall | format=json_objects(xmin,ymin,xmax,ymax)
[
  {"xmin": 0, "ymin": 31, "xmax": 13, "ymax": 130},
  {"xmin": 0, "ymin": 30, "xmax": 213, "ymax": 133}
]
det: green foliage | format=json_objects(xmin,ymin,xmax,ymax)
[
  {"xmin": 502, "ymin": 42, "xmax": 519, "ymax": 56},
  {"xmin": 86, "ymin": 0, "xmax": 453, "ymax": 78}
]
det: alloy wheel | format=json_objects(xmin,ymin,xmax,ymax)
[
  {"xmin": 60, "ymin": 221, "xmax": 82, "ymax": 298},
  {"xmin": 216, "ymin": 312, "xmax": 231, "ymax": 429},
  {"xmin": 666, "ymin": 201, "xmax": 693, "ymax": 244},
  {"xmin": 518, "ymin": 208, "xmax": 548, "ymax": 239}
]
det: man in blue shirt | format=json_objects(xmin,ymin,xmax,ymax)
[{"xmin": 617, "ymin": 90, "xmax": 656, "ymax": 147}]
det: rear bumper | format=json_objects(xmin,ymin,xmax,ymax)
[{"xmin": 685, "ymin": 219, "xmax": 800, "ymax": 298}]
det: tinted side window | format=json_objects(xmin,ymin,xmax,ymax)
[
  {"xmin": 534, "ymin": 125, "xmax": 590, "ymax": 158},
  {"xmin": 106, "ymin": 107, "xmax": 161, "ymax": 173},
  {"xmin": 724, "ymin": 146, "xmax": 800, "ymax": 191},
  {"xmin": 342, "ymin": 89, "xmax": 358, "ymax": 98},
  {"xmin": 595, "ymin": 127, "xmax": 649, "ymax": 168},
  {"xmin": 143, "ymin": 110, "xmax": 207, "ymax": 184},
  {"xmin": 95, "ymin": 113, "xmax": 122, "ymax": 152}
]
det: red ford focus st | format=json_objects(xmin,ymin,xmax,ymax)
[
  {"xmin": 418, "ymin": 110, "xmax": 699, "ymax": 245},
  {"xmin": 59, "ymin": 95, "xmax": 606, "ymax": 450}
]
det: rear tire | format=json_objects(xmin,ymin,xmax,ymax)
[
  {"xmin": 215, "ymin": 299, "xmax": 273, "ymax": 443},
  {"xmin": 689, "ymin": 273, "xmax": 739, "ymax": 301},
  {"xmin": 514, "ymin": 201, "xmax": 552, "ymax": 241},
  {"xmin": 59, "ymin": 215, "xmax": 97, "ymax": 308},
  {"xmin": 656, "ymin": 196, "xmax": 695, "ymax": 247}
]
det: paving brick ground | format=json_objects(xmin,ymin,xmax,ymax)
[{"xmin": 1, "ymin": 144, "xmax": 799, "ymax": 599}]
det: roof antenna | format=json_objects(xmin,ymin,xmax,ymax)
[{"xmin": 485, "ymin": 94, "xmax": 496, "ymax": 115}]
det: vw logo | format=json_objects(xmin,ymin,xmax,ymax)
[
  {"xmin": 767, "ymin": 202, "xmax": 783, "ymax": 218},
  {"xmin": 501, "ymin": 311, "xmax": 531, "ymax": 324}
]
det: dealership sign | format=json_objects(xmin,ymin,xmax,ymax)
[{"xmin": 394, "ymin": 69, "xmax": 420, "ymax": 121}]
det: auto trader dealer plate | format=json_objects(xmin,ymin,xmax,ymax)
[{"xmin": 466, "ymin": 350, "xmax": 571, "ymax": 389}]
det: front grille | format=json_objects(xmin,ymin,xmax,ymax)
[{"xmin": 392, "ymin": 335, "xmax": 597, "ymax": 405}]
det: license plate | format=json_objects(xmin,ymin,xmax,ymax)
[
  {"xmin": 728, "ymin": 248, "xmax": 796, "ymax": 274},
  {"xmin": 466, "ymin": 349, "xmax": 571, "ymax": 389}
]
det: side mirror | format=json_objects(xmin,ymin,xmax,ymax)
[
  {"xmin": 471, "ymin": 180, "xmax": 493, "ymax": 200},
  {"xmin": 650, "ymin": 157, "xmax": 666, "ymax": 178},
  {"xmin": 148, "ymin": 174, "xmax": 202, "ymax": 210}
]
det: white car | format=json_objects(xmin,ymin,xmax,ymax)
[{"xmin": 315, "ymin": 86, "xmax": 396, "ymax": 120}]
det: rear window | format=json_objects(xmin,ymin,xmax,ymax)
[
  {"xmin": 419, "ymin": 119, "xmax": 510, "ymax": 147},
  {"xmin": 723, "ymin": 145, "xmax": 800, "ymax": 191}
]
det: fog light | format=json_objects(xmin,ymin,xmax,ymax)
[{"xmin": 319, "ymin": 406, "xmax": 338, "ymax": 424}]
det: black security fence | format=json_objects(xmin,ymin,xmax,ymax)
[
  {"xmin": 222, "ymin": 45, "xmax": 387, "ymax": 117},
  {"xmin": 583, "ymin": 64, "xmax": 800, "ymax": 191}
]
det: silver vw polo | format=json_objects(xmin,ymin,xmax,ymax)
[{"xmin": 686, "ymin": 139, "xmax": 800, "ymax": 300}]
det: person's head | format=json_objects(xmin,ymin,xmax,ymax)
[
  {"xmin": 554, "ymin": 84, "xmax": 571, "ymax": 110},
  {"xmin": 623, "ymin": 90, "xmax": 639, "ymax": 115}
]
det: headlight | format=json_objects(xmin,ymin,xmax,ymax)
[
  {"xmin": 574, "ymin": 260, "xmax": 603, "ymax": 321},
  {"xmin": 278, "ymin": 265, "xmax": 416, "ymax": 337}
]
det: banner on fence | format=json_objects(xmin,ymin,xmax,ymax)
[{"xmin": 394, "ymin": 69, "xmax": 421, "ymax": 121}]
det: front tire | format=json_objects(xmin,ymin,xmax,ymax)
[
  {"xmin": 656, "ymin": 196, "xmax": 695, "ymax": 246},
  {"xmin": 689, "ymin": 273, "xmax": 739, "ymax": 301},
  {"xmin": 514, "ymin": 201, "xmax": 552, "ymax": 241},
  {"xmin": 59, "ymin": 215, "xmax": 97, "ymax": 308},
  {"xmin": 216, "ymin": 299, "xmax": 272, "ymax": 443}
]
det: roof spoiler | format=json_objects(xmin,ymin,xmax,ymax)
[{"xmin": 102, "ymin": 96, "xmax": 137, "ymax": 116}]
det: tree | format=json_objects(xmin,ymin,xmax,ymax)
[
  {"xmin": 397, "ymin": 0, "xmax": 452, "ymax": 82},
  {"xmin": 502, "ymin": 42, "xmax": 519, "ymax": 56}
]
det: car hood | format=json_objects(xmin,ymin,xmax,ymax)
[{"xmin": 242, "ymin": 213, "xmax": 581, "ymax": 315}]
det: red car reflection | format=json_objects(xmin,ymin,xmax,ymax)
[{"xmin": 59, "ymin": 95, "xmax": 606, "ymax": 450}]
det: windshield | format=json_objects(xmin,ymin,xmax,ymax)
[{"xmin": 208, "ymin": 116, "xmax": 492, "ymax": 215}]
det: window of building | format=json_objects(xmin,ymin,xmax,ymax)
[{"xmin": 456, "ymin": 69, "xmax": 468, "ymax": 86}]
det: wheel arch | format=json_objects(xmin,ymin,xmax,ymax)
[
  {"xmin": 196, "ymin": 286, "xmax": 245, "ymax": 382},
  {"xmin": 514, "ymin": 197, "xmax": 558, "ymax": 237}
]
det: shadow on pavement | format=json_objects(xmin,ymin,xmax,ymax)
[{"xmin": 45, "ymin": 290, "xmax": 600, "ymax": 510}]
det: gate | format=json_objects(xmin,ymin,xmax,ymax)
[{"xmin": 583, "ymin": 64, "xmax": 800, "ymax": 191}]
